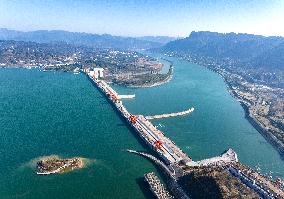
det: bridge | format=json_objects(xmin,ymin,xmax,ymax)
[{"xmin": 145, "ymin": 108, "xmax": 194, "ymax": 120}]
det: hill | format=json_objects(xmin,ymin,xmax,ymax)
[{"xmin": 159, "ymin": 31, "xmax": 284, "ymax": 70}]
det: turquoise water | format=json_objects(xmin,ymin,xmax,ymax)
[
  {"xmin": 0, "ymin": 69, "xmax": 156, "ymax": 199},
  {"xmin": 0, "ymin": 54, "xmax": 283, "ymax": 199},
  {"xmin": 157, "ymin": 57, "xmax": 171, "ymax": 74},
  {"xmin": 113, "ymin": 54, "xmax": 284, "ymax": 178}
]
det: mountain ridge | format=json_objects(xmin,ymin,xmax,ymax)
[
  {"xmin": 0, "ymin": 28, "xmax": 177, "ymax": 50},
  {"xmin": 158, "ymin": 31, "xmax": 284, "ymax": 70}
]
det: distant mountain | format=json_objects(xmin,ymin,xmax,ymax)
[
  {"xmin": 159, "ymin": 31, "xmax": 284, "ymax": 70},
  {"xmin": 0, "ymin": 28, "xmax": 171, "ymax": 50},
  {"xmin": 137, "ymin": 36, "xmax": 181, "ymax": 44},
  {"xmin": 0, "ymin": 28, "xmax": 22, "ymax": 39}
]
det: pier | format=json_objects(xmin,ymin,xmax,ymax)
[
  {"xmin": 118, "ymin": 94, "xmax": 135, "ymax": 99},
  {"xmin": 145, "ymin": 108, "xmax": 194, "ymax": 120}
]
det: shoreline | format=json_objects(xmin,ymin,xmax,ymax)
[
  {"xmin": 117, "ymin": 57, "xmax": 174, "ymax": 88},
  {"xmin": 126, "ymin": 67, "xmax": 173, "ymax": 88},
  {"xmin": 1, "ymin": 57, "xmax": 174, "ymax": 89},
  {"xmin": 239, "ymin": 101, "xmax": 284, "ymax": 157},
  {"xmin": 221, "ymin": 73, "xmax": 284, "ymax": 157}
]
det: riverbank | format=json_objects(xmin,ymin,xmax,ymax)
[
  {"xmin": 184, "ymin": 59, "xmax": 284, "ymax": 157},
  {"xmin": 126, "ymin": 66, "xmax": 173, "ymax": 88},
  {"xmin": 161, "ymin": 52, "xmax": 284, "ymax": 157},
  {"xmin": 220, "ymin": 73, "xmax": 284, "ymax": 157},
  {"xmin": 239, "ymin": 102, "xmax": 284, "ymax": 157}
]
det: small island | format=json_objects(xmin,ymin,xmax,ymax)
[{"xmin": 36, "ymin": 156, "xmax": 84, "ymax": 175}]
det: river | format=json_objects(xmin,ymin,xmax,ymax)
[
  {"xmin": 114, "ymin": 53, "xmax": 284, "ymax": 178},
  {"xmin": 0, "ymin": 53, "xmax": 283, "ymax": 199}
]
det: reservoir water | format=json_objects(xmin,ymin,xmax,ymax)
[{"xmin": 0, "ymin": 54, "xmax": 283, "ymax": 199}]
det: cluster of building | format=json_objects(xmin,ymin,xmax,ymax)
[
  {"xmin": 0, "ymin": 40, "xmax": 161, "ymax": 75},
  {"xmin": 229, "ymin": 165, "xmax": 284, "ymax": 198}
]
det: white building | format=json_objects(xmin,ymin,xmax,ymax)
[{"xmin": 93, "ymin": 68, "xmax": 104, "ymax": 79}]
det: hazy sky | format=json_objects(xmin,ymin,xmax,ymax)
[{"xmin": 0, "ymin": 0, "xmax": 284, "ymax": 37}]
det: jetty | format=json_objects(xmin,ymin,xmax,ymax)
[
  {"xmin": 117, "ymin": 94, "xmax": 135, "ymax": 99},
  {"xmin": 145, "ymin": 108, "xmax": 194, "ymax": 120},
  {"xmin": 144, "ymin": 172, "xmax": 174, "ymax": 199}
]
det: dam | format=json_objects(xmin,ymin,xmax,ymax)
[{"xmin": 84, "ymin": 68, "xmax": 194, "ymax": 167}]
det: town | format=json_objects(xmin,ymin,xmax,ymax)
[{"xmin": 0, "ymin": 40, "xmax": 171, "ymax": 87}]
